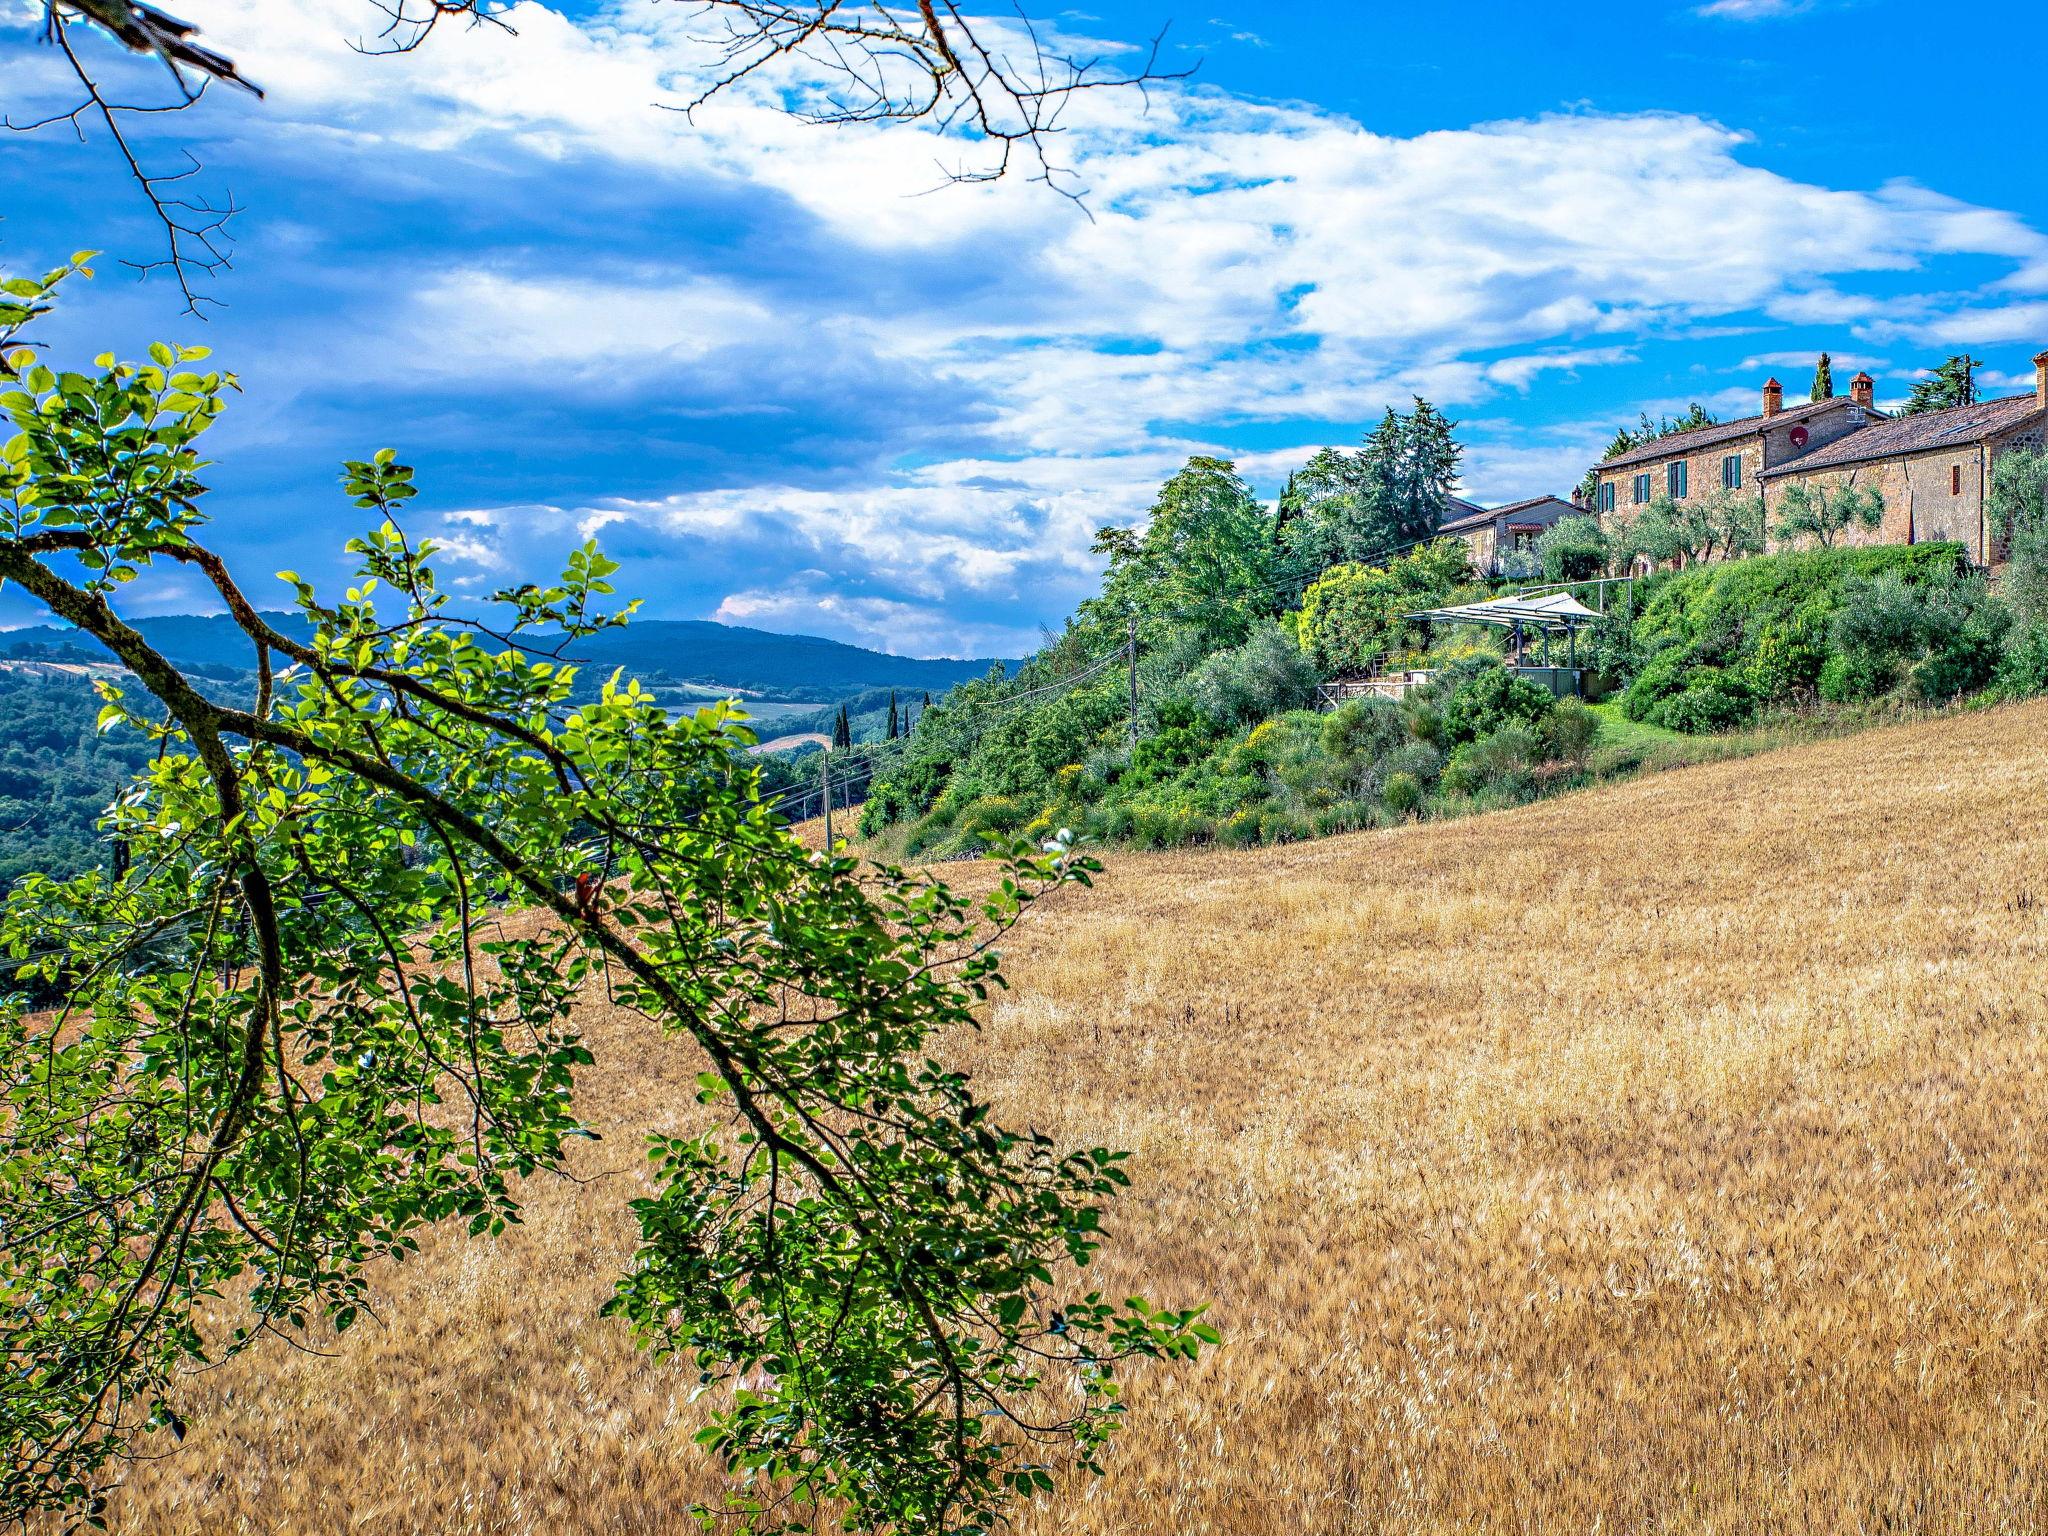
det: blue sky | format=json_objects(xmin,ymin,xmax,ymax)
[{"xmin": 3, "ymin": 0, "xmax": 2045, "ymax": 656}]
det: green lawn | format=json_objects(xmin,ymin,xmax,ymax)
[{"xmin": 1586, "ymin": 701, "xmax": 1683, "ymax": 751}]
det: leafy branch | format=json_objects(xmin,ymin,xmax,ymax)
[{"xmin": 0, "ymin": 298, "xmax": 1212, "ymax": 1531}]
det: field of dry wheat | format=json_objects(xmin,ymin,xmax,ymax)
[{"xmin": 87, "ymin": 699, "xmax": 2048, "ymax": 1534}]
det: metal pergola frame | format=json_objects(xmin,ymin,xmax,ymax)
[{"xmin": 1403, "ymin": 590, "xmax": 1606, "ymax": 670}]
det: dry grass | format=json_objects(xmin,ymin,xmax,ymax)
[{"xmin": 91, "ymin": 700, "xmax": 2048, "ymax": 1533}]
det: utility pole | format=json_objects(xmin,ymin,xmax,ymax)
[
  {"xmin": 1126, "ymin": 611, "xmax": 1139, "ymax": 750},
  {"xmin": 821, "ymin": 748, "xmax": 832, "ymax": 848}
]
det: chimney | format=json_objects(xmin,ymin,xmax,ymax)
[
  {"xmin": 1762, "ymin": 378, "xmax": 1783, "ymax": 419},
  {"xmin": 1851, "ymin": 371, "xmax": 1876, "ymax": 409},
  {"xmin": 2035, "ymin": 349, "xmax": 2048, "ymax": 409}
]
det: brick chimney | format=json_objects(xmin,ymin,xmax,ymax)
[
  {"xmin": 1850, "ymin": 371, "xmax": 1876, "ymax": 409},
  {"xmin": 1762, "ymin": 377, "xmax": 1783, "ymax": 418},
  {"xmin": 2036, "ymin": 349, "xmax": 2048, "ymax": 409}
]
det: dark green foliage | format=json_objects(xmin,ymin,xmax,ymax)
[
  {"xmin": 1649, "ymin": 667, "xmax": 1755, "ymax": 733},
  {"xmin": 1296, "ymin": 540, "xmax": 1473, "ymax": 676},
  {"xmin": 1089, "ymin": 455, "xmax": 1278, "ymax": 651},
  {"xmin": 0, "ymin": 666, "xmax": 171, "ymax": 885},
  {"xmin": 1537, "ymin": 515, "xmax": 1609, "ymax": 581},
  {"xmin": 1274, "ymin": 400, "xmax": 1463, "ymax": 595},
  {"xmin": 1822, "ymin": 570, "xmax": 2009, "ymax": 703},
  {"xmin": 1996, "ymin": 625, "xmax": 2048, "ymax": 698},
  {"xmin": 1811, "ymin": 352, "xmax": 1834, "ymax": 402},
  {"xmin": 1539, "ymin": 697, "xmax": 1599, "ymax": 763},
  {"xmin": 1617, "ymin": 544, "xmax": 1967, "ymax": 729},
  {"xmin": 1382, "ymin": 770, "xmax": 1424, "ymax": 817},
  {"xmin": 1429, "ymin": 659, "xmax": 1556, "ymax": 747},
  {"xmin": 1175, "ymin": 624, "xmax": 1322, "ymax": 734},
  {"xmin": 1441, "ymin": 724, "xmax": 1541, "ymax": 802},
  {"xmin": 1900, "ymin": 354, "xmax": 1982, "ymax": 416}
]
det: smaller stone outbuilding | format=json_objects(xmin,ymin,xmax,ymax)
[{"xmin": 1437, "ymin": 495, "xmax": 1581, "ymax": 576}]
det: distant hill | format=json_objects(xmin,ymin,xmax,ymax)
[{"xmin": 0, "ymin": 613, "xmax": 1010, "ymax": 699}]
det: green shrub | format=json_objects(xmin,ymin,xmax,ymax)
[
  {"xmin": 1380, "ymin": 740, "xmax": 1445, "ymax": 787},
  {"xmin": 1817, "ymin": 649, "xmax": 1890, "ymax": 704},
  {"xmin": 1620, "ymin": 649, "xmax": 1690, "ymax": 722},
  {"xmin": 1382, "ymin": 771, "xmax": 1424, "ymax": 817},
  {"xmin": 1443, "ymin": 725, "xmax": 1540, "ymax": 800},
  {"xmin": 1649, "ymin": 668, "xmax": 1755, "ymax": 733},
  {"xmin": 1257, "ymin": 806, "xmax": 1311, "ymax": 844},
  {"xmin": 1177, "ymin": 624, "xmax": 1323, "ymax": 732},
  {"xmin": 1310, "ymin": 806, "xmax": 1376, "ymax": 843},
  {"xmin": 1218, "ymin": 808, "xmax": 1261, "ymax": 847},
  {"xmin": 1536, "ymin": 515, "xmax": 1609, "ymax": 581},
  {"xmin": 1538, "ymin": 697, "xmax": 1598, "ymax": 762},
  {"xmin": 1296, "ymin": 540, "xmax": 1472, "ymax": 676},
  {"xmin": 1432, "ymin": 662, "xmax": 1556, "ymax": 746},
  {"xmin": 955, "ymin": 794, "xmax": 1029, "ymax": 840},
  {"xmin": 1911, "ymin": 623, "xmax": 2006, "ymax": 702},
  {"xmin": 1997, "ymin": 625, "xmax": 2048, "ymax": 699}
]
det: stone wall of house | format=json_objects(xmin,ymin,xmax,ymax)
[
  {"xmin": 1592, "ymin": 439, "xmax": 1766, "ymax": 539},
  {"xmin": 1761, "ymin": 449, "xmax": 1984, "ymax": 561},
  {"xmin": 1461, "ymin": 525, "xmax": 1496, "ymax": 573}
]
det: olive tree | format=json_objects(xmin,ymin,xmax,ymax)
[
  {"xmin": 0, "ymin": 278, "xmax": 1212, "ymax": 1529},
  {"xmin": 1771, "ymin": 481, "xmax": 1885, "ymax": 550}
]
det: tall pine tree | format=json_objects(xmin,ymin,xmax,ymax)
[
  {"xmin": 832, "ymin": 704, "xmax": 852, "ymax": 750},
  {"xmin": 1901, "ymin": 355, "xmax": 1983, "ymax": 416},
  {"xmin": 1396, "ymin": 397, "xmax": 1463, "ymax": 545},
  {"xmin": 886, "ymin": 691, "xmax": 899, "ymax": 740},
  {"xmin": 1811, "ymin": 353, "xmax": 1834, "ymax": 402}
]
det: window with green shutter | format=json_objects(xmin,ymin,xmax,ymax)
[
  {"xmin": 1722, "ymin": 453, "xmax": 1742, "ymax": 489},
  {"xmin": 1668, "ymin": 461, "xmax": 1689, "ymax": 499}
]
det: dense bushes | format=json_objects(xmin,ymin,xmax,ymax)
[
  {"xmin": 1618, "ymin": 543, "xmax": 1977, "ymax": 730},
  {"xmin": 883, "ymin": 657, "xmax": 1604, "ymax": 857},
  {"xmin": 1175, "ymin": 624, "xmax": 1322, "ymax": 732}
]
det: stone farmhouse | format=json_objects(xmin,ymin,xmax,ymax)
[
  {"xmin": 1437, "ymin": 495, "xmax": 1580, "ymax": 576},
  {"xmin": 1585, "ymin": 352, "xmax": 2048, "ymax": 565}
]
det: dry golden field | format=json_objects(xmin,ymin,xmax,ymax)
[{"xmin": 90, "ymin": 700, "xmax": 2048, "ymax": 1534}]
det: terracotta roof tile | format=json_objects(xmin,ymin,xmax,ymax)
[
  {"xmin": 1436, "ymin": 495, "xmax": 1576, "ymax": 535},
  {"xmin": 1596, "ymin": 398, "xmax": 1862, "ymax": 471},
  {"xmin": 1757, "ymin": 394, "xmax": 2046, "ymax": 478}
]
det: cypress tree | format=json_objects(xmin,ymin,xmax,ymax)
[
  {"xmin": 1811, "ymin": 353, "xmax": 1834, "ymax": 402},
  {"xmin": 832, "ymin": 705, "xmax": 851, "ymax": 750},
  {"xmin": 886, "ymin": 691, "xmax": 899, "ymax": 740}
]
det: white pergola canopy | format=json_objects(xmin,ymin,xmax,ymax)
[{"xmin": 1404, "ymin": 591, "xmax": 1604, "ymax": 630}]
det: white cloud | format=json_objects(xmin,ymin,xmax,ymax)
[
  {"xmin": 715, "ymin": 581, "xmax": 1039, "ymax": 658},
  {"xmin": 1695, "ymin": 0, "xmax": 1813, "ymax": 18},
  {"xmin": 399, "ymin": 270, "xmax": 771, "ymax": 373}
]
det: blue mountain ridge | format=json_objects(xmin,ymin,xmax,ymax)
[{"xmin": 0, "ymin": 612, "xmax": 1012, "ymax": 697}]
